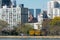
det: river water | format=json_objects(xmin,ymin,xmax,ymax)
[{"xmin": 0, "ymin": 38, "xmax": 60, "ymax": 40}]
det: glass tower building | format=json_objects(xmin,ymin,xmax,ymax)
[
  {"xmin": 36, "ymin": 9, "xmax": 41, "ymax": 18},
  {"xmin": 29, "ymin": 9, "xmax": 34, "ymax": 17}
]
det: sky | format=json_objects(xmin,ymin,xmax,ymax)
[{"xmin": 11, "ymin": 0, "xmax": 51, "ymax": 10}]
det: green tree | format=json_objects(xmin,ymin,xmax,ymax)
[
  {"xmin": 49, "ymin": 17, "xmax": 60, "ymax": 35},
  {"xmin": 50, "ymin": 17, "xmax": 60, "ymax": 26},
  {"xmin": 15, "ymin": 23, "xmax": 34, "ymax": 35},
  {"xmin": 0, "ymin": 20, "xmax": 8, "ymax": 31}
]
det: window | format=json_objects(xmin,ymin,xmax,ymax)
[
  {"xmin": 6, "ymin": 19, "xmax": 8, "ymax": 21},
  {"xmin": 6, "ymin": 9, "xmax": 8, "ymax": 12},
  {"xmin": 54, "ymin": 9, "xmax": 58, "ymax": 16},
  {"xmin": 13, "ymin": 19, "xmax": 16, "ymax": 22},
  {"xmin": 13, "ymin": 14, "xmax": 16, "ymax": 16},
  {"xmin": 54, "ymin": 2, "xmax": 60, "ymax": 8},
  {"xmin": 13, "ymin": 9, "xmax": 16, "ymax": 12}
]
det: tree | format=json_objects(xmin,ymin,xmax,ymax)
[
  {"xmin": 15, "ymin": 23, "xmax": 34, "ymax": 35},
  {"xmin": 49, "ymin": 17, "xmax": 60, "ymax": 35},
  {"xmin": 50, "ymin": 17, "xmax": 60, "ymax": 26},
  {"xmin": 0, "ymin": 20, "xmax": 8, "ymax": 31},
  {"xmin": 0, "ymin": 20, "xmax": 8, "ymax": 35},
  {"xmin": 42, "ymin": 18, "xmax": 51, "ymax": 29}
]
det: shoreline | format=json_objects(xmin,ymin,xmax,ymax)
[{"xmin": 0, "ymin": 36, "xmax": 60, "ymax": 38}]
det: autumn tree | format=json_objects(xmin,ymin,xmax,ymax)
[
  {"xmin": 15, "ymin": 23, "xmax": 34, "ymax": 35},
  {"xmin": 0, "ymin": 20, "xmax": 8, "ymax": 31},
  {"xmin": 49, "ymin": 17, "xmax": 60, "ymax": 35},
  {"xmin": 50, "ymin": 17, "xmax": 60, "ymax": 26}
]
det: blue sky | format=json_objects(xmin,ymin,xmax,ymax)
[{"xmin": 12, "ymin": 0, "xmax": 51, "ymax": 10}]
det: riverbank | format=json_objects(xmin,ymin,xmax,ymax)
[{"xmin": 0, "ymin": 36, "xmax": 60, "ymax": 38}]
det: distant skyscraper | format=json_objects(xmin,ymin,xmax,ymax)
[
  {"xmin": 19, "ymin": 4, "xmax": 24, "ymax": 8},
  {"xmin": 0, "ymin": 0, "xmax": 2, "ymax": 8},
  {"xmin": 36, "ymin": 9, "xmax": 41, "ymax": 18},
  {"xmin": 2, "ymin": 0, "xmax": 12, "ymax": 7},
  {"xmin": 43, "ymin": 10, "xmax": 48, "ymax": 18},
  {"xmin": 29, "ymin": 9, "xmax": 34, "ymax": 17},
  {"xmin": 13, "ymin": 0, "xmax": 16, "ymax": 7},
  {"xmin": 21, "ymin": 8, "xmax": 28, "ymax": 23}
]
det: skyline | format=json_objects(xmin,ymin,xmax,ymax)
[{"xmin": 11, "ymin": 0, "xmax": 51, "ymax": 10}]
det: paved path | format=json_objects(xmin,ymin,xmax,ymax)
[{"xmin": 0, "ymin": 36, "xmax": 60, "ymax": 38}]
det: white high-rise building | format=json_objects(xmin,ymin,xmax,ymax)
[
  {"xmin": 0, "ymin": 5, "xmax": 28, "ymax": 28},
  {"xmin": 34, "ymin": 13, "xmax": 43, "ymax": 30},
  {"xmin": 47, "ymin": 0, "xmax": 60, "ymax": 19},
  {"xmin": 0, "ymin": 6, "xmax": 21, "ymax": 28}
]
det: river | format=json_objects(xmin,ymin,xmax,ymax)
[{"xmin": 0, "ymin": 38, "xmax": 60, "ymax": 40}]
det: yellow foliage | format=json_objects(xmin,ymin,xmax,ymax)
[
  {"xmin": 29, "ymin": 30, "xmax": 41, "ymax": 36},
  {"xmin": 50, "ymin": 16, "xmax": 60, "ymax": 26},
  {"xmin": 29, "ymin": 30, "xmax": 35, "ymax": 35},
  {"xmin": 35, "ymin": 30, "xmax": 40, "ymax": 36}
]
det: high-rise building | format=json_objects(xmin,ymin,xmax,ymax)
[
  {"xmin": 21, "ymin": 8, "xmax": 28, "ymax": 23},
  {"xmin": 19, "ymin": 4, "xmax": 24, "ymax": 8},
  {"xmin": 29, "ymin": 9, "xmax": 34, "ymax": 17},
  {"xmin": 2, "ymin": 0, "xmax": 12, "ymax": 7},
  {"xmin": 0, "ymin": 0, "xmax": 2, "ymax": 8},
  {"xmin": 34, "ymin": 13, "xmax": 43, "ymax": 30},
  {"xmin": 28, "ymin": 13, "xmax": 38, "ymax": 23},
  {"xmin": 0, "ymin": 5, "xmax": 28, "ymax": 28},
  {"xmin": 13, "ymin": 0, "xmax": 16, "ymax": 7},
  {"xmin": 36, "ymin": 9, "xmax": 41, "ymax": 18},
  {"xmin": 54, "ymin": 1, "xmax": 60, "ymax": 8},
  {"xmin": 38, "ymin": 13, "xmax": 43, "ymax": 24},
  {"xmin": 43, "ymin": 10, "xmax": 48, "ymax": 18},
  {"xmin": 47, "ymin": 0, "xmax": 60, "ymax": 19}
]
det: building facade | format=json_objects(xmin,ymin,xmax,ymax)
[
  {"xmin": 19, "ymin": 4, "xmax": 24, "ymax": 8},
  {"xmin": 0, "ymin": 0, "xmax": 2, "ymax": 8},
  {"xmin": 0, "ymin": 0, "xmax": 12, "ymax": 8},
  {"xmin": 47, "ymin": 0, "xmax": 60, "ymax": 19},
  {"xmin": 34, "ymin": 13, "xmax": 43, "ymax": 30},
  {"xmin": 43, "ymin": 10, "xmax": 48, "ymax": 18},
  {"xmin": 0, "ymin": 5, "xmax": 28, "ymax": 28},
  {"xmin": 29, "ymin": 9, "xmax": 34, "ymax": 17},
  {"xmin": 21, "ymin": 8, "xmax": 28, "ymax": 23},
  {"xmin": 36, "ymin": 9, "xmax": 41, "ymax": 18},
  {"xmin": 13, "ymin": 0, "xmax": 16, "ymax": 7},
  {"xmin": 2, "ymin": 0, "xmax": 12, "ymax": 7}
]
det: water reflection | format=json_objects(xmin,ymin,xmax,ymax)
[{"xmin": 0, "ymin": 38, "xmax": 60, "ymax": 40}]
